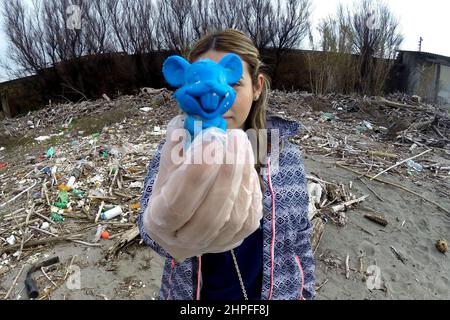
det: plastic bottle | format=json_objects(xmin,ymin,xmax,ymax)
[
  {"xmin": 67, "ymin": 176, "xmax": 76, "ymax": 188},
  {"xmin": 101, "ymin": 206, "xmax": 123, "ymax": 220},
  {"xmin": 66, "ymin": 161, "xmax": 85, "ymax": 188},
  {"xmin": 406, "ymin": 160, "xmax": 423, "ymax": 172}
]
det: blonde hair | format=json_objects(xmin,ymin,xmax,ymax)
[{"xmin": 188, "ymin": 29, "xmax": 271, "ymax": 178}]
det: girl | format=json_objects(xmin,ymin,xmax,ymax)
[{"xmin": 138, "ymin": 29, "xmax": 315, "ymax": 300}]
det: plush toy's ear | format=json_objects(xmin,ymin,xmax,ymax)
[
  {"xmin": 219, "ymin": 53, "xmax": 243, "ymax": 85},
  {"xmin": 162, "ymin": 56, "xmax": 190, "ymax": 88}
]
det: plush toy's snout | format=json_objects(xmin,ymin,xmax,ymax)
[{"xmin": 162, "ymin": 53, "xmax": 243, "ymax": 137}]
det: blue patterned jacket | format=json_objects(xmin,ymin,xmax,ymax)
[{"xmin": 138, "ymin": 116, "xmax": 316, "ymax": 300}]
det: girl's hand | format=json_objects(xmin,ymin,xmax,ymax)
[{"xmin": 143, "ymin": 115, "xmax": 263, "ymax": 262}]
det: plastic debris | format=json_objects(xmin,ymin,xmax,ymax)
[
  {"xmin": 129, "ymin": 181, "xmax": 143, "ymax": 189},
  {"xmin": 67, "ymin": 176, "xmax": 76, "ymax": 188},
  {"xmin": 46, "ymin": 147, "xmax": 55, "ymax": 158},
  {"xmin": 363, "ymin": 121, "xmax": 373, "ymax": 130},
  {"xmin": 58, "ymin": 191, "xmax": 69, "ymax": 204},
  {"xmin": 320, "ymin": 112, "xmax": 336, "ymax": 122},
  {"xmin": 406, "ymin": 160, "xmax": 423, "ymax": 175},
  {"xmin": 52, "ymin": 202, "xmax": 68, "ymax": 209},
  {"xmin": 35, "ymin": 136, "xmax": 51, "ymax": 142},
  {"xmin": 58, "ymin": 184, "xmax": 72, "ymax": 192},
  {"xmin": 6, "ymin": 235, "xmax": 16, "ymax": 246},
  {"xmin": 93, "ymin": 225, "xmax": 107, "ymax": 242},
  {"xmin": 101, "ymin": 231, "xmax": 110, "ymax": 240},
  {"xmin": 130, "ymin": 203, "xmax": 141, "ymax": 210},
  {"xmin": 41, "ymin": 222, "xmax": 50, "ymax": 230},
  {"xmin": 50, "ymin": 213, "xmax": 65, "ymax": 222},
  {"xmin": 101, "ymin": 206, "xmax": 123, "ymax": 220},
  {"xmin": 71, "ymin": 189, "xmax": 85, "ymax": 197}
]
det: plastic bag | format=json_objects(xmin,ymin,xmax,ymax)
[{"xmin": 143, "ymin": 115, "xmax": 263, "ymax": 262}]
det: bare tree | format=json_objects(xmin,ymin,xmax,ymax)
[
  {"xmin": 157, "ymin": 0, "xmax": 195, "ymax": 55},
  {"xmin": 84, "ymin": 0, "xmax": 114, "ymax": 55},
  {"xmin": 240, "ymin": 0, "xmax": 275, "ymax": 51},
  {"xmin": 311, "ymin": 0, "xmax": 403, "ymax": 95},
  {"xmin": 342, "ymin": 0, "xmax": 403, "ymax": 93},
  {"xmin": 210, "ymin": 0, "xmax": 244, "ymax": 31},
  {"xmin": 271, "ymin": 0, "xmax": 311, "ymax": 52},
  {"xmin": 1, "ymin": 0, "xmax": 318, "ymax": 92},
  {"xmin": 1, "ymin": 0, "xmax": 49, "ymax": 76},
  {"xmin": 190, "ymin": 0, "xmax": 212, "ymax": 41},
  {"xmin": 271, "ymin": 0, "xmax": 312, "ymax": 83},
  {"xmin": 106, "ymin": 0, "xmax": 158, "ymax": 54},
  {"xmin": 317, "ymin": 16, "xmax": 338, "ymax": 52}
]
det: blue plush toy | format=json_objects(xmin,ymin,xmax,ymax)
[{"xmin": 162, "ymin": 53, "xmax": 243, "ymax": 138}]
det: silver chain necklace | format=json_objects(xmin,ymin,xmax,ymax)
[{"xmin": 230, "ymin": 249, "xmax": 248, "ymax": 300}]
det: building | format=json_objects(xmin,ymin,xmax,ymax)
[{"xmin": 396, "ymin": 50, "xmax": 450, "ymax": 108}]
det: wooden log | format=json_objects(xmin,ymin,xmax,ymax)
[
  {"xmin": 364, "ymin": 214, "xmax": 388, "ymax": 227},
  {"xmin": 331, "ymin": 195, "xmax": 369, "ymax": 213}
]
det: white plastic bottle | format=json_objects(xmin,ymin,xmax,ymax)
[{"xmin": 101, "ymin": 206, "xmax": 123, "ymax": 220}]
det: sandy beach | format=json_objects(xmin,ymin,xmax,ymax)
[{"xmin": 1, "ymin": 89, "xmax": 449, "ymax": 300}]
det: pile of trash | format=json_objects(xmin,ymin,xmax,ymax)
[
  {"xmin": 0, "ymin": 88, "xmax": 174, "ymax": 139},
  {"xmin": 1, "ymin": 86, "xmax": 449, "ymax": 299},
  {"xmin": 0, "ymin": 89, "xmax": 179, "ymax": 297},
  {"xmin": 268, "ymin": 90, "xmax": 450, "ymax": 186}
]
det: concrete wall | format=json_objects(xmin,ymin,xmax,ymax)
[
  {"xmin": 438, "ymin": 64, "xmax": 450, "ymax": 107},
  {"xmin": 399, "ymin": 51, "xmax": 450, "ymax": 108}
]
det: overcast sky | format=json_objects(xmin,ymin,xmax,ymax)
[{"xmin": 1, "ymin": 0, "xmax": 449, "ymax": 82}]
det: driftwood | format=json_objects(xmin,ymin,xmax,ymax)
[
  {"xmin": 105, "ymin": 226, "xmax": 140, "ymax": 259},
  {"xmin": 311, "ymin": 218, "xmax": 325, "ymax": 254},
  {"xmin": 372, "ymin": 97, "xmax": 430, "ymax": 113},
  {"xmin": 315, "ymin": 279, "xmax": 329, "ymax": 292},
  {"xmin": 336, "ymin": 162, "xmax": 450, "ymax": 216},
  {"xmin": 364, "ymin": 214, "xmax": 388, "ymax": 227},
  {"xmin": 4, "ymin": 265, "xmax": 25, "ymax": 300},
  {"xmin": 0, "ymin": 235, "xmax": 82, "ymax": 255},
  {"xmin": 370, "ymin": 149, "xmax": 432, "ymax": 180},
  {"xmin": 94, "ymin": 201, "xmax": 105, "ymax": 223},
  {"xmin": 108, "ymin": 167, "xmax": 120, "ymax": 195},
  {"xmin": 390, "ymin": 246, "xmax": 407, "ymax": 264},
  {"xmin": 358, "ymin": 178, "xmax": 383, "ymax": 201},
  {"xmin": 0, "ymin": 180, "xmax": 38, "ymax": 209},
  {"xmin": 349, "ymin": 220, "xmax": 376, "ymax": 236},
  {"xmin": 331, "ymin": 195, "xmax": 369, "ymax": 213},
  {"xmin": 345, "ymin": 254, "xmax": 350, "ymax": 279},
  {"xmin": 358, "ymin": 253, "xmax": 365, "ymax": 274}
]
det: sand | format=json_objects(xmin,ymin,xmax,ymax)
[{"xmin": 1, "ymin": 155, "xmax": 448, "ymax": 300}]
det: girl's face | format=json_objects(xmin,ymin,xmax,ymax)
[{"xmin": 196, "ymin": 50, "xmax": 264, "ymax": 129}]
